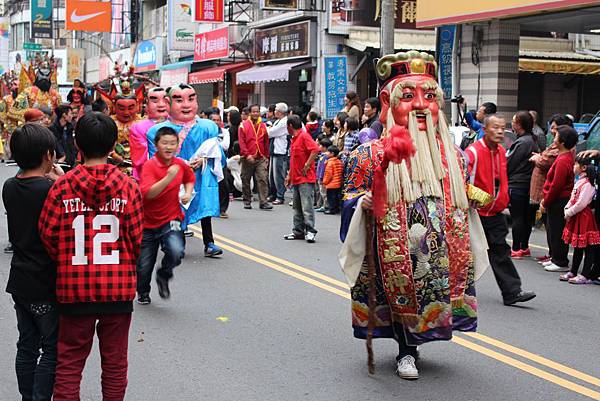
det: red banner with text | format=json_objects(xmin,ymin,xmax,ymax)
[
  {"xmin": 193, "ymin": 0, "xmax": 224, "ymax": 23},
  {"xmin": 194, "ymin": 27, "xmax": 229, "ymax": 62}
]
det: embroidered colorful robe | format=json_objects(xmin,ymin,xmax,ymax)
[{"xmin": 341, "ymin": 140, "xmax": 477, "ymax": 346}]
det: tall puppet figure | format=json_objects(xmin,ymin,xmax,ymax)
[
  {"xmin": 95, "ymin": 62, "xmax": 145, "ymax": 174},
  {"xmin": 130, "ymin": 87, "xmax": 170, "ymax": 180},
  {"xmin": 339, "ymin": 51, "xmax": 479, "ymax": 380},
  {"xmin": 8, "ymin": 55, "xmax": 61, "ymax": 125},
  {"xmin": 0, "ymin": 73, "xmax": 20, "ymax": 158},
  {"xmin": 66, "ymin": 79, "xmax": 89, "ymax": 123},
  {"xmin": 147, "ymin": 84, "xmax": 225, "ymax": 257}
]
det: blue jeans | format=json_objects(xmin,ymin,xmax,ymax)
[
  {"xmin": 270, "ymin": 154, "xmax": 288, "ymax": 201},
  {"xmin": 292, "ymin": 183, "xmax": 317, "ymax": 235},
  {"xmin": 136, "ymin": 220, "xmax": 185, "ymax": 295},
  {"xmin": 14, "ymin": 299, "xmax": 58, "ymax": 401}
]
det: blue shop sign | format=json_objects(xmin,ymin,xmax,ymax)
[
  {"xmin": 134, "ymin": 40, "xmax": 157, "ymax": 72},
  {"xmin": 437, "ymin": 25, "xmax": 455, "ymax": 101},
  {"xmin": 324, "ymin": 56, "xmax": 347, "ymax": 120}
]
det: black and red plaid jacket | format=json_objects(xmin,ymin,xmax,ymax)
[{"xmin": 39, "ymin": 164, "xmax": 143, "ymax": 304}]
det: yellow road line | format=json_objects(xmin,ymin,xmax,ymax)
[
  {"xmin": 191, "ymin": 228, "xmax": 600, "ymax": 398},
  {"xmin": 188, "ymin": 226, "xmax": 350, "ymax": 299},
  {"xmin": 452, "ymin": 337, "xmax": 600, "ymax": 400},
  {"xmin": 212, "ymin": 232, "xmax": 350, "ymax": 290},
  {"xmin": 464, "ymin": 332, "xmax": 600, "ymax": 388}
]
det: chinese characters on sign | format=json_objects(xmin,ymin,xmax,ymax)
[
  {"xmin": 329, "ymin": 0, "xmax": 421, "ymax": 35},
  {"xmin": 255, "ymin": 21, "xmax": 310, "ymax": 62},
  {"xmin": 30, "ymin": 0, "xmax": 53, "ymax": 39},
  {"xmin": 401, "ymin": 1, "xmax": 417, "ymax": 24},
  {"xmin": 194, "ymin": 0, "xmax": 224, "ymax": 23},
  {"xmin": 194, "ymin": 27, "xmax": 229, "ymax": 62},
  {"xmin": 436, "ymin": 25, "xmax": 455, "ymax": 101},
  {"xmin": 324, "ymin": 56, "xmax": 347, "ymax": 119}
]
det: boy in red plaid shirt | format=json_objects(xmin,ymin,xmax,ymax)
[{"xmin": 39, "ymin": 112, "xmax": 143, "ymax": 401}]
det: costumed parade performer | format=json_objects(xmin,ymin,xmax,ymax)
[
  {"xmin": 147, "ymin": 84, "xmax": 225, "ymax": 258},
  {"xmin": 95, "ymin": 62, "xmax": 145, "ymax": 175},
  {"xmin": 339, "ymin": 51, "xmax": 487, "ymax": 379},
  {"xmin": 130, "ymin": 87, "xmax": 170, "ymax": 180},
  {"xmin": 7, "ymin": 54, "xmax": 61, "ymax": 125},
  {"xmin": 0, "ymin": 72, "xmax": 20, "ymax": 158},
  {"xmin": 66, "ymin": 79, "xmax": 90, "ymax": 123}
]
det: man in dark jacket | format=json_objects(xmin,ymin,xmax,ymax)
[
  {"xmin": 361, "ymin": 97, "xmax": 384, "ymax": 137},
  {"xmin": 507, "ymin": 110, "xmax": 539, "ymax": 258},
  {"xmin": 49, "ymin": 104, "xmax": 76, "ymax": 167}
]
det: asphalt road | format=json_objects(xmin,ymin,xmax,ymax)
[{"xmin": 0, "ymin": 164, "xmax": 599, "ymax": 401}]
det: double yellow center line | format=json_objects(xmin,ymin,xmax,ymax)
[{"xmin": 189, "ymin": 225, "xmax": 600, "ymax": 400}]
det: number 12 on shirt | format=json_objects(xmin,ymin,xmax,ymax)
[{"xmin": 72, "ymin": 215, "xmax": 120, "ymax": 265}]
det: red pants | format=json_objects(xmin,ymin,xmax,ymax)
[{"xmin": 53, "ymin": 313, "xmax": 132, "ymax": 401}]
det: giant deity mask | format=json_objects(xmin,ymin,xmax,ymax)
[
  {"xmin": 114, "ymin": 95, "xmax": 138, "ymax": 124},
  {"xmin": 146, "ymin": 88, "xmax": 170, "ymax": 121},
  {"xmin": 168, "ymin": 85, "xmax": 198, "ymax": 125},
  {"xmin": 377, "ymin": 51, "xmax": 443, "ymax": 132}
]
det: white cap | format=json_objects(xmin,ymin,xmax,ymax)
[{"xmin": 224, "ymin": 106, "xmax": 239, "ymax": 113}]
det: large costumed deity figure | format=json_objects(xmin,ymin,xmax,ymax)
[
  {"xmin": 339, "ymin": 51, "xmax": 481, "ymax": 379},
  {"xmin": 130, "ymin": 87, "xmax": 170, "ymax": 180},
  {"xmin": 0, "ymin": 73, "xmax": 20, "ymax": 158},
  {"xmin": 66, "ymin": 79, "xmax": 90, "ymax": 123},
  {"xmin": 95, "ymin": 62, "xmax": 145, "ymax": 174},
  {"xmin": 7, "ymin": 55, "xmax": 61, "ymax": 124},
  {"xmin": 147, "ymin": 84, "xmax": 225, "ymax": 257}
]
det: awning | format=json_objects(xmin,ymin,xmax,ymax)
[
  {"xmin": 236, "ymin": 61, "xmax": 307, "ymax": 84},
  {"xmin": 519, "ymin": 58, "xmax": 600, "ymax": 75},
  {"xmin": 159, "ymin": 60, "xmax": 193, "ymax": 71},
  {"xmin": 344, "ymin": 28, "xmax": 436, "ymax": 53},
  {"xmin": 188, "ymin": 62, "xmax": 253, "ymax": 85}
]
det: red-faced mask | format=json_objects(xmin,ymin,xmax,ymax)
[
  {"xmin": 168, "ymin": 87, "xmax": 198, "ymax": 125},
  {"xmin": 114, "ymin": 97, "xmax": 138, "ymax": 123}
]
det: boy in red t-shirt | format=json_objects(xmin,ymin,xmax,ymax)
[
  {"xmin": 39, "ymin": 112, "xmax": 144, "ymax": 401},
  {"xmin": 137, "ymin": 126, "xmax": 195, "ymax": 304}
]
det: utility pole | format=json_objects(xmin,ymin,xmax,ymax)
[{"xmin": 380, "ymin": 0, "xmax": 395, "ymax": 57}]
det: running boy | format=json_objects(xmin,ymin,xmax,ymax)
[
  {"xmin": 137, "ymin": 126, "xmax": 195, "ymax": 304},
  {"xmin": 38, "ymin": 112, "xmax": 144, "ymax": 401},
  {"xmin": 3, "ymin": 123, "xmax": 59, "ymax": 401}
]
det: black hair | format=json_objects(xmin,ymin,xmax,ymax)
[
  {"xmin": 556, "ymin": 125, "xmax": 578, "ymax": 150},
  {"xmin": 336, "ymin": 111, "xmax": 349, "ymax": 127},
  {"xmin": 327, "ymin": 145, "xmax": 340, "ymax": 157},
  {"xmin": 287, "ymin": 115, "xmax": 303, "ymax": 130},
  {"xmin": 346, "ymin": 117, "xmax": 359, "ymax": 131},
  {"xmin": 481, "ymin": 102, "xmax": 497, "ymax": 115},
  {"xmin": 249, "ymin": 104, "xmax": 260, "ymax": 112},
  {"xmin": 92, "ymin": 99, "xmax": 108, "ymax": 113},
  {"xmin": 575, "ymin": 156, "xmax": 597, "ymax": 186},
  {"xmin": 154, "ymin": 126, "xmax": 179, "ymax": 144},
  {"xmin": 514, "ymin": 110, "xmax": 533, "ymax": 133},
  {"xmin": 365, "ymin": 97, "xmax": 381, "ymax": 113},
  {"xmin": 10, "ymin": 123, "xmax": 56, "ymax": 170},
  {"xmin": 75, "ymin": 112, "xmax": 117, "ymax": 158},
  {"xmin": 307, "ymin": 111, "xmax": 319, "ymax": 122},
  {"xmin": 242, "ymin": 107, "xmax": 250, "ymax": 114},
  {"xmin": 550, "ymin": 114, "xmax": 573, "ymax": 127},
  {"xmin": 39, "ymin": 106, "xmax": 52, "ymax": 117},
  {"xmin": 319, "ymin": 137, "xmax": 333, "ymax": 148},
  {"xmin": 207, "ymin": 107, "xmax": 221, "ymax": 118},
  {"xmin": 323, "ymin": 119, "xmax": 335, "ymax": 132},
  {"xmin": 55, "ymin": 104, "xmax": 72, "ymax": 121},
  {"xmin": 268, "ymin": 104, "xmax": 276, "ymax": 113}
]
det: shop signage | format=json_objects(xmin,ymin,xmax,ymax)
[
  {"xmin": 23, "ymin": 42, "xmax": 42, "ymax": 50},
  {"xmin": 193, "ymin": 0, "xmax": 224, "ymax": 23},
  {"xmin": 194, "ymin": 27, "xmax": 229, "ymax": 62},
  {"xmin": 436, "ymin": 25, "xmax": 455, "ymax": 101},
  {"xmin": 66, "ymin": 0, "xmax": 112, "ymax": 33},
  {"xmin": 30, "ymin": 0, "xmax": 53, "ymax": 39},
  {"xmin": 255, "ymin": 21, "xmax": 311, "ymax": 63},
  {"xmin": 328, "ymin": 0, "xmax": 420, "ymax": 35},
  {"xmin": 324, "ymin": 56, "xmax": 347, "ymax": 119},
  {"xmin": 67, "ymin": 48, "xmax": 85, "ymax": 82},
  {"xmin": 160, "ymin": 67, "xmax": 189, "ymax": 88},
  {"xmin": 260, "ymin": 0, "xmax": 298, "ymax": 10},
  {"xmin": 134, "ymin": 39, "xmax": 161, "ymax": 72},
  {"xmin": 168, "ymin": 0, "xmax": 196, "ymax": 51}
]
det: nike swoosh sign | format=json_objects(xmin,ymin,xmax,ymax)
[{"xmin": 70, "ymin": 9, "xmax": 106, "ymax": 23}]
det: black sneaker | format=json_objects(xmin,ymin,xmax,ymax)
[
  {"xmin": 244, "ymin": 202, "xmax": 252, "ymax": 209},
  {"xmin": 156, "ymin": 276, "xmax": 171, "ymax": 299},
  {"xmin": 503, "ymin": 291, "xmax": 536, "ymax": 306},
  {"xmin": 4, "ymin": 244, "xmax": 13, "ymax": 254},
  {"xmin": 259, "ymin": 203, "xmax": 273, "ymax": 210},
  {"xmin": 184, "ymin": 230, "xmax": 194, "ymax": 237},
  {"xmin": 137, "ymin": 293, "xmax": 151, "ymax": 305}
]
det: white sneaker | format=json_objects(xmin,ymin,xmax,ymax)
[
  {"xmin": 396, "ymin": 355, "xmax": 419, "ymax": 380},
  {"xmin": 544, "ymin": 263, "xmax": 570, "ymax": 272},
  {"xmin": 542, "ymin": 260, "xmax": 554, "ymax": 266},
  {"xmin": 306, "ymin": 232, "xmax": 316, "ymax": 243}
]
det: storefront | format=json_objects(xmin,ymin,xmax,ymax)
[
  {"xmin": 133, "ymin": 37, "xmax": 164, "ymax": 86},
  {"xmin": 241, "ymin": 20, "xmax": 317, "ymax": 110},
  {"xmin": 188, "ymin": 61, "xmax": 253, "ymax": 110}
]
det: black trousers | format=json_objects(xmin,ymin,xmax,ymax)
[
  {"xmin": 547, "ymin": 198, "xmax": 570, "ymax": 267},
  {"xmin": 508, "ymin": 187, "xmax": 535, "ymax": 251},
  {"xmin": 326, "ymin": 187, "xmax": 341, "ymax": 214},
  {"xmin": 219, "ymin": 168, "xmax": 231, "ymax": 213},
  {"xmin": 479, "ymin": 214, "xmax": 523, "ymax": 300},
  {"xmin": 200, "ymin": 217, "xmax": 214, "ymax": 247},
  {"xmin": 571, "ymin": 245, "xmax": 599, "ymax": 278}
]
